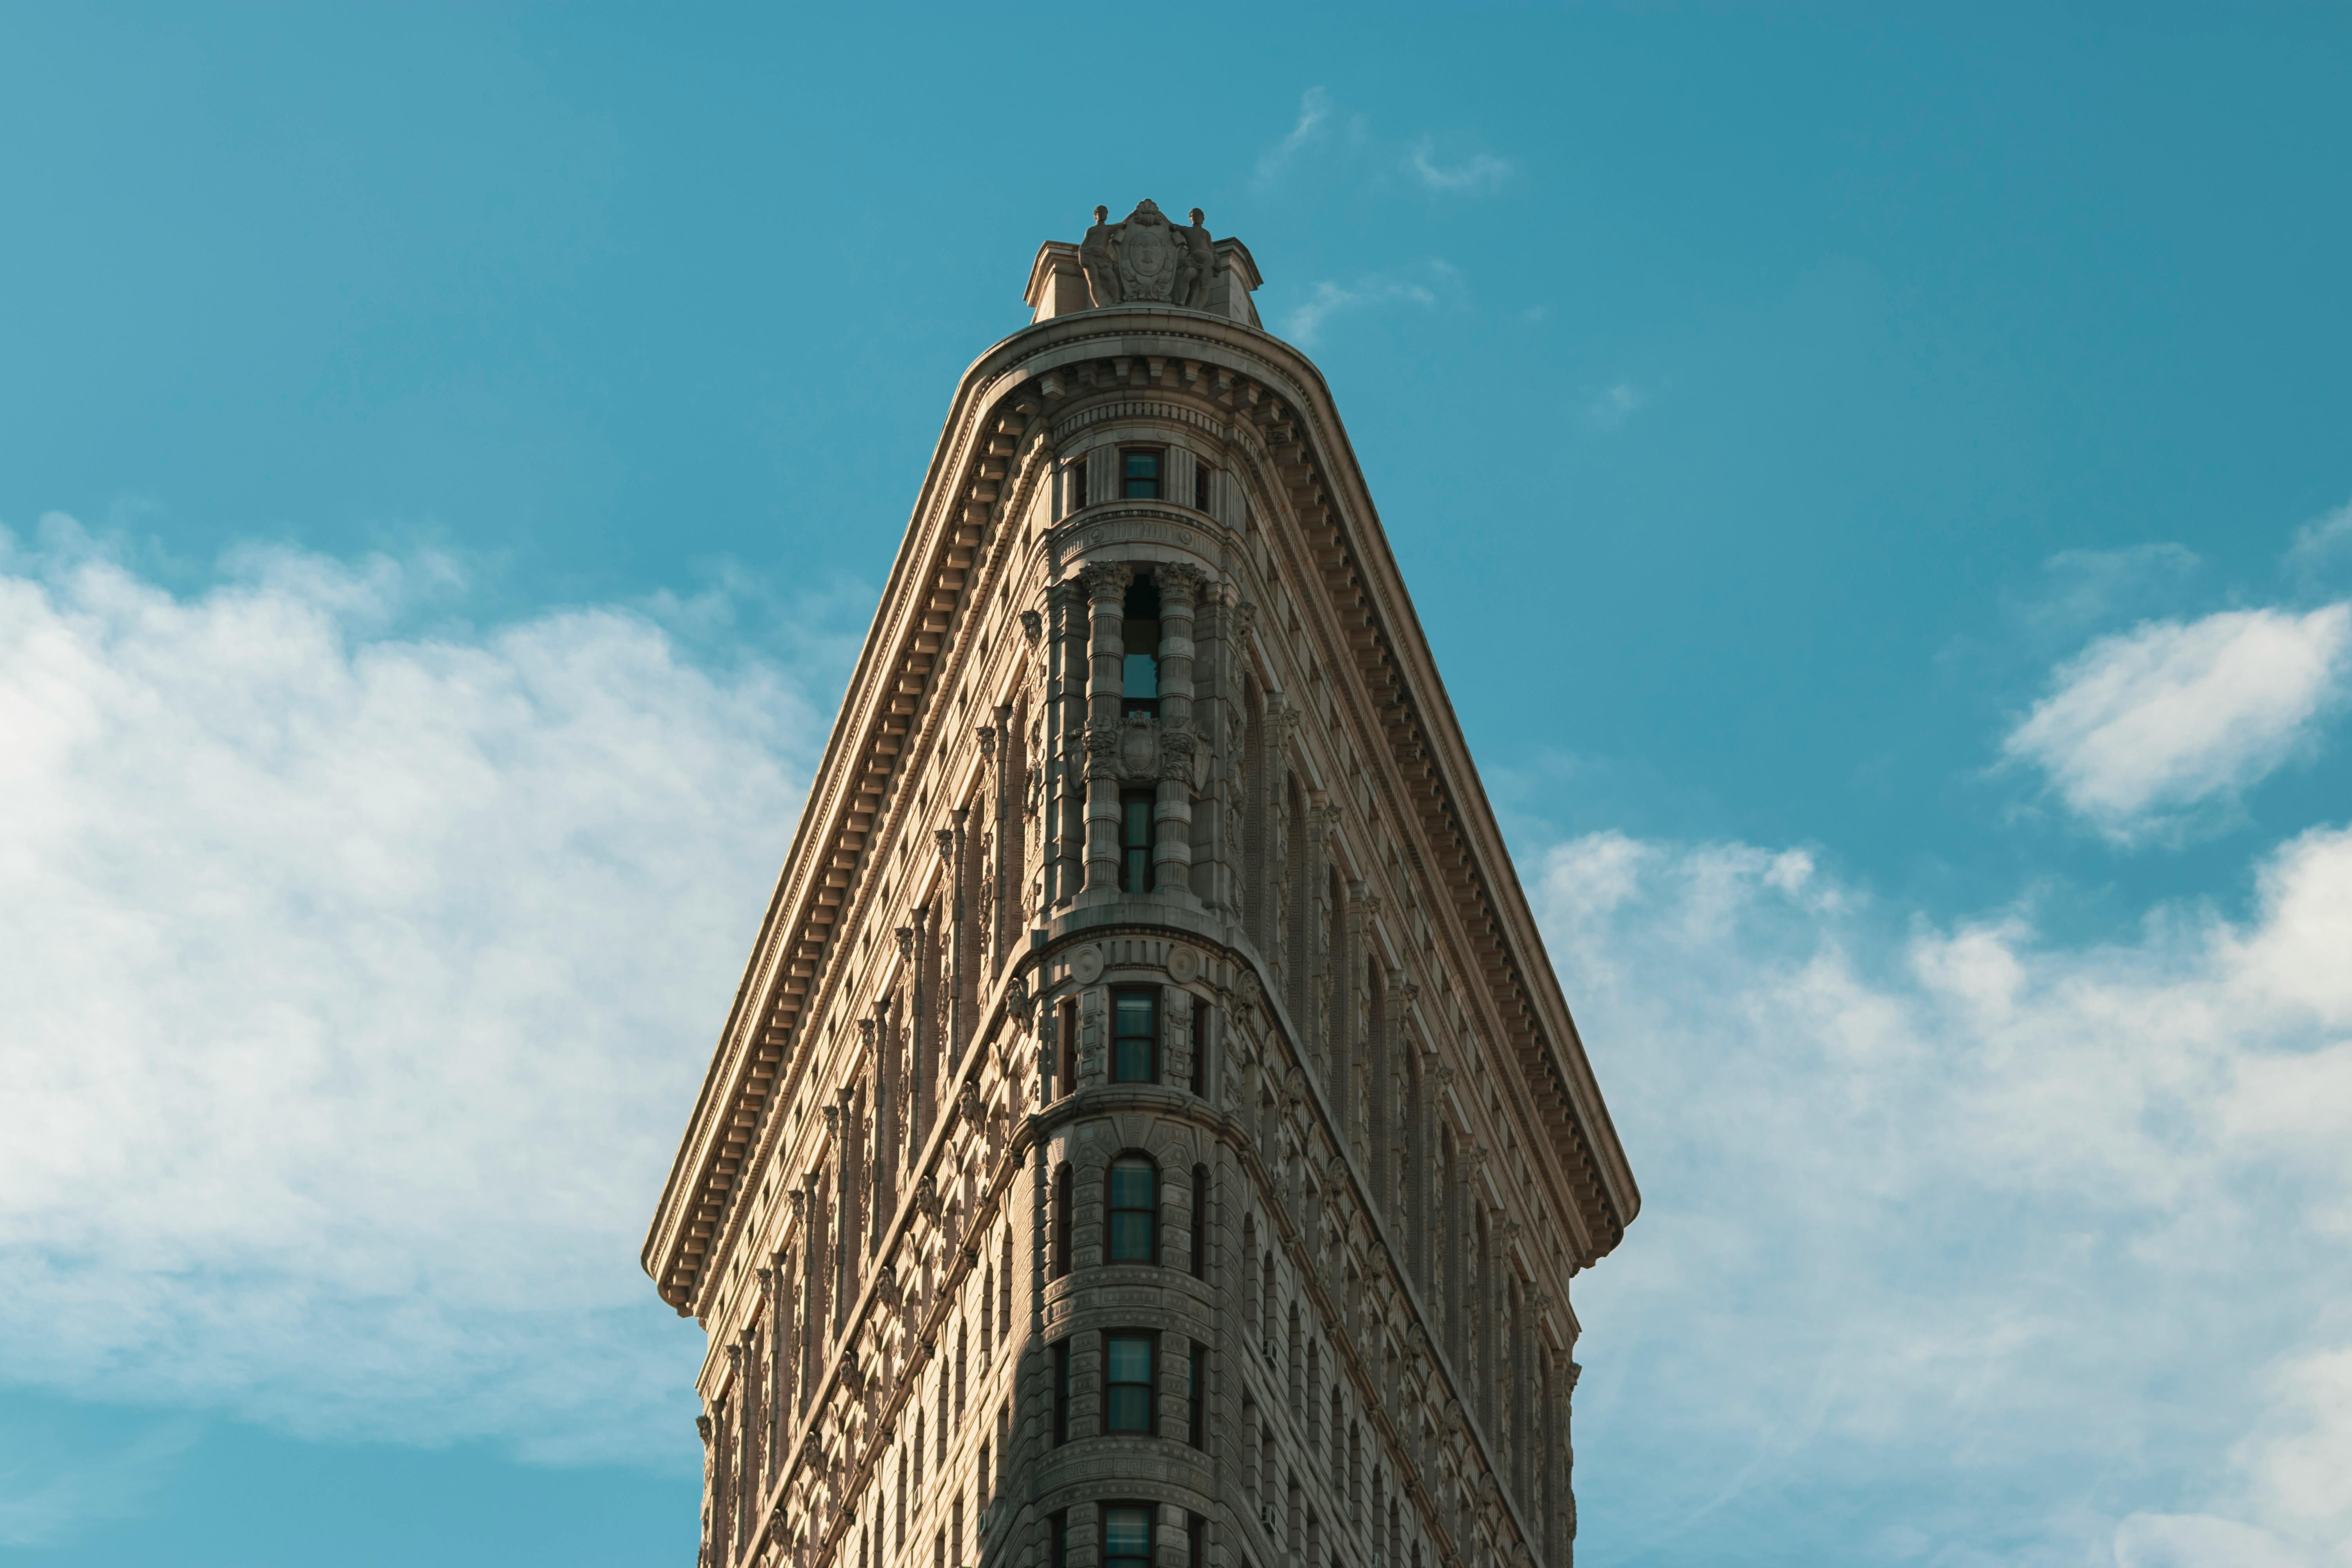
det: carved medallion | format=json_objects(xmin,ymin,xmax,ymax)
[
  {"xmin": 1071, "ymin": 945, "xmax": 1105, "ymax": 984},
  {"xmin": 1167, "ymin": 944, "xmax": 1201, "ymax": 984},
  {"xmin": 1115, "ymin": 200, "xmax": 1181, "ymax": 303}
]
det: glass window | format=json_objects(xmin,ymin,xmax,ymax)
[
  {"xmin": 1189, "ymin": 1341, "xmax": 1207, "ymax": 1447},
  {"xmin": 1122, "ymin": 450, "xmax": 1161, "ymax": 499},
  {"xmin": 1052, "ymin": 1340, "xmax": 1070, "ymax": 1445},
  {"xmin": 1119, "ymin": 791, "xmax": 1156, "ymax": 892},
  {"xmin": 1194, "ymin": 463, "xmax": 1212, "ymax": 513},
  {"xmin": 1112, "ymin": 993, "xmax": 1157, "ymax": 1084},
  {"xmin": 1108, "ymin": 1156, "xmax": 1158, "ymax": 1263},
  {"xmin": 1122, "ymin": 573, "xmax": 1160, "ymax": 718},
  {"xmin": 1105, "ymin": 1506, "xmax": 1154, "ymax": 1568},
  {"xmin": 1106, "ymin": 1335, "xmax": 1156, "ymax": 1434},
  {"xmin": 1052, "ymin": 1163, "xmax": 1073, "ymax": 1276}
]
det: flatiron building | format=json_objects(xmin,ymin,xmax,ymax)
[{"xmin": 644, "ymin": 201, "xmax": 1639, "ymax": 1568}]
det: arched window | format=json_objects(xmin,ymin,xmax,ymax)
[
  {"xmin": 1051, "ymin": 1163, "xmax": 1073, "ymax": 1278},
  {"xmin": 1107, "ymin": 1155, "xmax": 1159, "ymax": 1264}
]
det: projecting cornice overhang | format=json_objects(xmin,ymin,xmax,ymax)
[{"xmin": 642, "ymin": 300, "xmax": 1638, "ymax": 1316}]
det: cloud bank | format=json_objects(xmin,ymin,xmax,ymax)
[
  {"xmin": 0, "ymin": 526, "xmax": 822, "ymax": 1465},
  {"xmin": 1546, "ymin": 826, "xmax": 2352, "ymax": 1567}
]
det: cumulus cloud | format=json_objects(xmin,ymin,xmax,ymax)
[
  {"xmin": 1544, "ymin": 825, "xmax": 2352, "ymax": 1565},
  {"xmin": 0, "ymin": 524, "xmax": 826, "ymax": 1466},
  {"xmin": 2001, "ymin": 601, "xmax": 2352, "ymax": 840}
]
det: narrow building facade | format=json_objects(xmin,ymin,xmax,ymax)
[{"xmin": 644, "ymin": 201, "xmax": 1639, "ymax": 1568}]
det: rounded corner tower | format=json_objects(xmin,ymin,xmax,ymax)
[{"xmin": 644, "ymin": 201, "xmax": 1640, "ymax": 1568}]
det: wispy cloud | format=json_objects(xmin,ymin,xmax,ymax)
[
  {"xmin": 2000, "ymin": 601, "xmax": 2352, "ymax": 841},
  {"xmin": 1254, "ymin": 86, "xmax": 1331, "ymax": 186},
  {"xmin": 1546, "ymin": 820, "xmax": 2352, "ymax": 1565},
  {"xmin": 1582, "ymin": 381, "xmax": 1647, "ymax": 430},
  {"xmin": 0, "ymin": 522, "xmax": 832, "ymax": 1464},
  {"xmin": 1254, "ymin": 90, "xmax": 1509, "ymax": 199},
  {"xmin": 2288, "ymin": 498, "xmax": 2352, "ymax": 575},
  {"xmin": 1280, "ymin": 260, "xmax": 1459, "ymax": 348},
  {"xmin": 1404, "ymin": 139, "xmax": 1510, "ymax": 194},
  {"xmin": 0, "ymin": 1416, "xmax": 198, "ymax": 1546}
]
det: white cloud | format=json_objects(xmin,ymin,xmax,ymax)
[
  {"xmin": 1543, "ymin": 824, "xmax": 2352, "ymax": 1564},
  {"xmin": 1254, "ymin": 87, "xmax": 1331, "ymax": 185},
  {"xmin": 2001, "ymin": 601, "xmax": 2352, "ymax": 840},
  {"xmin": 1403, "ymin": 139, "xmax": 1510, "ymax": 194},
  {"xmin": 0, "ymin": 523, "xmax": 826, "ymax": 1468},
  {"xmin": 1281, "ymin": 260, "xmax": 1458, "ymax": 348}
]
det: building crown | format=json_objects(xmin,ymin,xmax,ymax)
[{"xmin": 1024, "ymin": 199, "xmax": 1263, "ymax": 326}]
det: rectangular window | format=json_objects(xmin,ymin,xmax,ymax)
[
  {"xmin": 1190, "ymin": 1165, "xmax": 1208, "ymax": 1280},
  {"xmin": 1056, "ymin": 998, "xmax": 1078, "ymax": 1097},
  {"xmin": 1051, "ymin": 1511, "xmax": 1069, "ymax": 1568},
  {"xmin": 1104, "ymin": 1505, "xmax": 1155, "ymax": 1568},
  {"xmin": 1106, "ymin": 1332, "xmax": 1157, "ymax": 1434},
  {"xmin": 1052, "ymin": 1340, "xmax": 1070, "ymax": 1446},
  {"xmin": 1189, "ymin": 1341, "xmax": 1207, "ymax": 1448},
  {"xmin": 1118, "ymin": 791, "xmax": 1156, "ymax": 891},
  {"xmin": 1112, "ymin": 989, "xmax": 1158, "ymax": 1083},
  {"xmin": 1189, "ymin": 1513, "xmax": 1206, "ymax": 1568},
  {"xmin": 1194, "ymin": 463, "xmax": 1212, "ymax": 514},
  {"xmin": 1190, "ymin": 1002, "xmax": 1208, "ymax": 1095},
  {"xmin": 1122, "ymin": 570, "xmax": 1160, "ymax": 718},
  {"xmin": 1052, "ymin": 1164, "xmax": 1073, "ymax": 1276},
  {"xmin": 1069, "ymin": 457, "xmax": 1089, "ymax": 515},
  {"xmin": 1122, "ymin": 449, "xmax": 1161, "ymax": 500}
]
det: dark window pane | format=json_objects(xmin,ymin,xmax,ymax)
[
  {"xmin": 1106, "ymin": 1338, "xmax": 1154, "ymax": 1434},
  {"xmin": 1105, "ymin": 1507, "xmax": 1152, "ymax": 1568},
  {"xmin": 1116, "ymin": 995, "xmax": 1155, "ymax": 1038},
  {"xmin": 1123, "ymin": 452, "xmax": 1161, "ymax": 499},
  {"xmin": 1109, "ymin": 1157, "xmax": 1157, "ymax": 1260},
  {"xmin": 1123, "ymin": 650, "xmax": 1159, "ymax": 699},
  {"xmin": 1107, "ymin": 1336, "xmax": 1153, "ymax": 1382},
  {"xmin": 1110, "ymin": 1163, "xmax": 1154, "ymax": 1208},
  {"xmin": 1110, "ymin": 1212, "xmax": 1153, "ymax": 1259}
]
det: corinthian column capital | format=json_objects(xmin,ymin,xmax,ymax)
[{"xmin": 1078, "ymin": 561, "xmax": 1134, "ymax": 603}]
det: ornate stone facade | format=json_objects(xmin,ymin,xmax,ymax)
[{"xmin": 645, "ymin": 206, "xmax": 1639, "ymax": 1568}]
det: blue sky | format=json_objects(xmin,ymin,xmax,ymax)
[{"xmin": 4, "ymin": 5, "xmax": 2350, "ymax": 1566}]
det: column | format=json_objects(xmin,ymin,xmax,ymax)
[
  {"xmin": 1047, "ymin": 579, "xmax": 1087, "ymax": 909},
  {"xmin": 1080, "ymin": 561, "xmax": 1132, "ymax": 895},
  {"xmin": 1154, "ymin": 563, "xmax": 1204, "ymax": 901}
]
